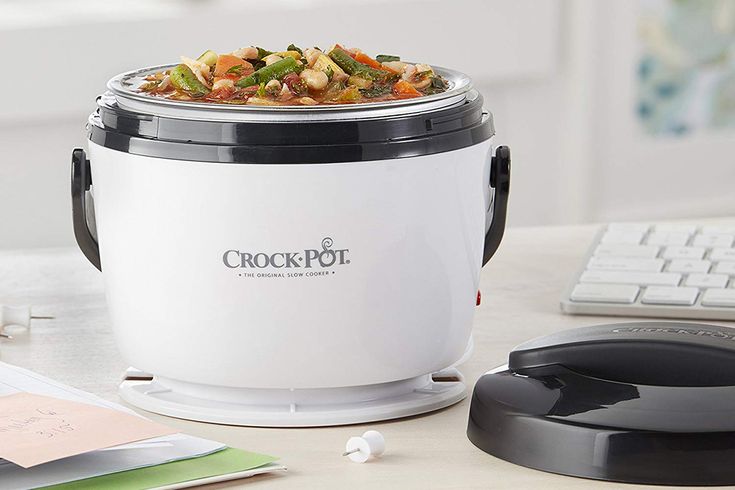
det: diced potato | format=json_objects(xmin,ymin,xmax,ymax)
[
  {"xmin": 246, "ymin": 96, "xmax": 280, "ymax": 106},
  {"xmin": 313, "ymin": 54, "xmax": 346, "ymax": 78},
  {"xmin": 348, "ymin": 76, "xmax": 372, "ymax": 89},
  {"xmin": 263, "ymin": 54, "xmax": 284, "ymax": 66},
  {"xmin": 336, "ymin": 86, "xmax": 361, "ymax": 102},
  {"xmin": 275, "ymin": 51, "xmax": 303, "ymax": 60},
  {"xmin": 382, "ymin": 61, "xmax": 408, "ymax": 73},
  {"xmin": 212, "ymin": 78, "xmax": 235, "ymax": 91}
]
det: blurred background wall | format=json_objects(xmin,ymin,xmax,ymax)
[{"xmin": 1, "ymin": 0, "xmax": 734, "ymax": 249}]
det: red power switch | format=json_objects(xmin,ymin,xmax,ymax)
[{"xmin": 476, "ymin": 290, "xmax": 481, "ymax": 306}]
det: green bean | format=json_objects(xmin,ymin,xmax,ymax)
[
  {"xmin": 375, "ymin": 54, "xmax": 400, "ymax": 63},
  {"xmin": 169, "ymin": 64, "xmax": 210, "ymax": 97},
  {"xmin": 328, "ymin": 48, "xmax": 390, "ymax": 80},
  {"xmin": 235, "ymin": 57, "xmax": 300, "ymax": 88}
]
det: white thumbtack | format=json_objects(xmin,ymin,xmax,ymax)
[
  {"xmin": 342, "ymin": 430, "xmax": 385, "ymax": 463},
  {"xmin": 0, "ymin": 305, "xmax": 54, "ymax": 339}
]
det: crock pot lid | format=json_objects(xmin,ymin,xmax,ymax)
[
  {"xmin": 467, "ymin": 321, "xmax": 735, "ymax": 486},
  {"xmin": 108, "ymin": 64, "xmax": 472, "ymax": 122}
]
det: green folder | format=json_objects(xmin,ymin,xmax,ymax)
[{"xmin": 41, "ymin": 448, "xmax": 279, "ymax": 490}]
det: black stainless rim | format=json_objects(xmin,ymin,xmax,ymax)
[{"xmin": 89, "ymin": 90, "xmax": 495, "ymax": 164}]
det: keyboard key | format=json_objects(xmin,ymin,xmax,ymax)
[
  {"xmin": 685, "ymin": 273, "xmax": 729, "ymax": 289},
  {"xmin": 714, "ymin": 261, "xmax": 735, "ymax": 275},
  {"xmin": 646, "ymin": 232, "xmax": 690, "ymax": 246},
  {"xmin": 692, "ymin": 234, "xmax": 734, "ymax": 248},
  {"xmin": 565, "ymin": 222, "xmax": 735, "ymax": 321},
  {"xmin": 608, "ymin": 223, "xmax": 650, "ymax": 233},
  {"xmin": 580, "ymin": 271, "xmax": 681, "ymax": 286},
  {"xmin": 571, "ymin": 284, "xmax": 640, "ymax": 304},
  {"xmin": 667, "ymin": 259, "xmax": 711, "ymax": 273},
  {"xmin": 701, "ymin": 288, "xmax": 735, "ymax": 307},
  {"xmin": 594, "ymin": 244, "xmax": 660, "ymax": 258},
  {"xmin": 587, "ymin": 257, "xmax": 664, "ymax": 272},
  {"xmin": 641, "ymin": 286, "xmax": 699, "ymax": 306},
  {"xmin": 655, "ymin": 224, "xmax": 698, "ymax": 234},
  {"xmin": 661, "ymin": 246, "xmax": 705, "ymax": 260},
  {"xmin": 710, "ymin": 248, "xmax": 735, "ymax": 261},
  {"xmin": 601, "ymin": 230, "xmax": 644, "ymax": 245},
  {"xmin": 702, "ymin": 225, "xmax": 735, "ymax": 234}
]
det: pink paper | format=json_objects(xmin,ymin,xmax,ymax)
[{"xmin": 0, "ymin": 392, "xmax": 176, "ymax": 468}]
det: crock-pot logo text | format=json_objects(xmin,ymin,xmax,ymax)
[
  {"xmin": 222, "ymin": 237, "xmax": 350, "ymax": 270},
  {"xmin": 612, "ymin": 326, "xmax": 735, "ymax": 341}
]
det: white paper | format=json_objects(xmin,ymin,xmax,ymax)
[{"xmin": 0, "ymin": 362, "xmax": 225, "ymax": 490}]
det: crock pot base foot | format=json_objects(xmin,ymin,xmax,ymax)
[{"xmin": 118, "ymin": 367, "xmax": 467, "ymax": 427}]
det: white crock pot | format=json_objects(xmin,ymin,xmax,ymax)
[{"xmin": 71, "ymin": 65, "xmax": 510, "ymax": 427}]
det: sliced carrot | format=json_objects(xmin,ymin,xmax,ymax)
[
  {"xmin": 354, "ymin": 51, "xmax": 399, "ymax": 74},
  {"xmin": 354, "ymin": 52, "xmax": 383, "ymax": 70},
  {"xmin": 214, "ymin": 54, "xmax": 254, "ymax": 78},
  {"xmin": 393, "ymin": 79, "xmax": 421, "ymax": 98}
]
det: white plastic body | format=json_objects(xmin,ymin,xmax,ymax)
[
  {"xmin": 119, "ymin": 366, "xmax": 466, "ymax": 427},
  {"xmin": 88, "ymin": 140, "xmax": 493, "ymax": 425}
]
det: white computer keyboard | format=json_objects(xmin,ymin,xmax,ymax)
[{"xmin": 561, "ymin": 222, "xmax": 735, "ymax": 321}]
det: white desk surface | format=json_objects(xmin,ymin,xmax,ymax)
[{"xmin": 1, "ymin": 223, "xmax": 733, "ymax": 490}]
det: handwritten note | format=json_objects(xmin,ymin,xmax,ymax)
[{"xmin": 0, "ymin": 392, "xmax": 176, "ymax": 468}]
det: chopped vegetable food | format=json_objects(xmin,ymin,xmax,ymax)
[
  {"xmin": 169, "ymin": 64, "xmax": 210, "ymax": 97},
  {"xmin": 236, "ymin": 57, "xmax": 301, "ymax": 88},
  {"xmin": 376, "ymin": 54, "xmax": 400, "ymax": 63},
  {"xmin": 353, "ymin": 52, "xmax": 383, "ymax": 70},
  {"xmin": 214, "ymin": 54, "xmax": 253, "ymax": 78},
  {"xmin": 139, "ymin": 43, "xmax": 449, "ymax": 106},
  {"xmin": 197, "ymin": 50, "xmax": 218, "ymax": 67},
  {"xmin": 393, "ymin": 80, "xmax": 422, "ymax": 98}
]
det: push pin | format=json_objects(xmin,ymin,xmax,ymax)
[
  {"xmin": 342, "ymin": 430, "xmax": 385, "ymax": 463},
  {"xmin": 0, "ymin": 305, "xmax": 54, "ymax": 339}
]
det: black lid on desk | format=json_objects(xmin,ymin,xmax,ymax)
[{"xmin": 467, "ymin": 322, "xmax": 735, "ymax": 486}]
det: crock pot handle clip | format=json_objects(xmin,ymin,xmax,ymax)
[
  {"xmin": 71, "ymin": 148, "xmax": 102, "ymax": 271},
  {"xmin": 483, "ymin": 146, "xmax": 510, "ymax": 266}
]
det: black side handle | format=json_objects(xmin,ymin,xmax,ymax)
[
  {"xmin": 509, "ymin": 322, "xmax": 735, "ymax": 387},
  {"xmin": 482, "ymin": 146, "xmax": 510, "ymax": 266},
  {"xmin": 71, "ymin": 148, "xmax": 101, "ymax": 271}
]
